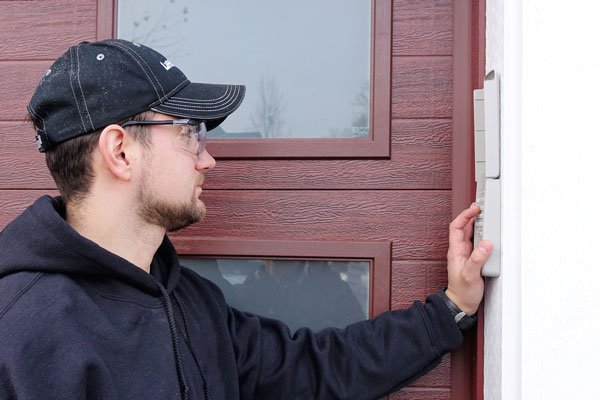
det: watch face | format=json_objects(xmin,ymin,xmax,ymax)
[{"xmin": 454, "ymin": 311, "xmax": 467, "ymax": 324}]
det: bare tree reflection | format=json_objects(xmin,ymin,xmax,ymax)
[
  {"xmin": 328, "ymin": 80, "xmax": 370, "ymax": 138},
  {"xmin": 351, "ymin": 80, "xmax": 369, "ymax": 138},
  {"xmin": 251, "ymin": 75, "xmax": 287, "ymax": 138},
  {"xmin": 127, "ymin": 0, "xmax": 189, "ymax": 59}
]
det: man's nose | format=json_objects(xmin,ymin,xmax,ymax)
[{"xmin": 195, "ymin": 150, "xmax": 216, "ymax": 172}]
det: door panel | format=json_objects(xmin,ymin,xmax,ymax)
[
  {"xmin": 172, "ymin": 190, "xmax": 451, "ymax": 260},
  {"xmin": 0, "ymin": 0, "xmax": 97, "ymax": 60}
]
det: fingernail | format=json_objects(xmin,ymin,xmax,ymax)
[
  {"xmin": 478, "ymin": 243, "xmax": 489, "ymax": 254},
  {"xmin": 470, "ymin": 202, "xmax": 477, "ymax": 208}
]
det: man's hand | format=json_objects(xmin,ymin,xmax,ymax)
[{"xmin": 445, "ymin": 203, "xmax": 493, "ymax": 315}]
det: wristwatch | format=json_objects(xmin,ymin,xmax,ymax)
[{"xmin": 436, "ymin": 288, "xmax": 478, "ymax": 330}]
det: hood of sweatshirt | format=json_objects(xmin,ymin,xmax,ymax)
[
  {"xmin": 0, "ymin": 195, "xmax": 200, "ymax": 399},
  {"xmin": 0, "ymin": 195, "xmax": 181, "ymax": 296}
]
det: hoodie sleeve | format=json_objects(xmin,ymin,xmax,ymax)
[{"xmin": 228, "ymin": 293, "xmax": 464, "ymax": 400}]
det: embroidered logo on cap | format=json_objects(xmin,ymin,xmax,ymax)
[{"xmin": 160, "ymin": 60, "xmax": 175, "ymax": 70}]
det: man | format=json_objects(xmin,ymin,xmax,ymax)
[{"xmin": 0, "ymin": 39, "xmax": 492, "ymax": 399}]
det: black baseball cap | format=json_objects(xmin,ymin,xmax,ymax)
[{"xmin": 27, "ymin": 39, "xmax": 246, "ymax": 152}]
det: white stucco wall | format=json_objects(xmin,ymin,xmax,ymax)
[
  {"xmin": 485, "ymin": 1, "xmax": 600, "ymax": 399},
  {"xmin": 484, "ymin": 1, "xmax": 521, "ymax": 399}
]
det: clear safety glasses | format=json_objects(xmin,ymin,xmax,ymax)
[{"xmin": 120, "ymin": 119, "xmax": 207, "ymax": 157}]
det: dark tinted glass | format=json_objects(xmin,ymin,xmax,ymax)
[{"xmin": 182, "ymin": 258, "xmax": 370, "ymax": 333}]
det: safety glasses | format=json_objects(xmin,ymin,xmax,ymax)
[{"xmin": 120, "ymin": 119, "xmax": 207, "ymax": 156}]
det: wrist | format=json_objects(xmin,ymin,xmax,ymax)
[
  {"xmin": 436, "ymin": 288, "xmax": 478, "ymax": 330},
  {"xmin": 444, "ymin": 288, "xmax": 478, "ymax": 315}
]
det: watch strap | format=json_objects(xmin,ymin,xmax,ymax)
[{"xmin": 436, "ymin": 288, "xmax": 477, "ymax": 330}]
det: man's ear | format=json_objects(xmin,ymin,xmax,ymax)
[{"xmin": 97, "ymin": 124, "xmax": 135, "ymax": 181}]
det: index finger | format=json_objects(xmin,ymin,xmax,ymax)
[{"xmin": 450, "ymin": 203, "xmax": 481, "ymax": 231}]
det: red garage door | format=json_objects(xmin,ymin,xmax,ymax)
[{"xmin": 0, "ymin": 1, "xmax": 485, "ymax": 398}]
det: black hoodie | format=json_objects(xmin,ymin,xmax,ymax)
[{"xmin": 0, "ymin": 196, "xmax": 463, "ymax": 399}]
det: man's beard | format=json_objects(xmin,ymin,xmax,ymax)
[{"xmin": 136, "ymin": 173, "xmax": 206, "ymax": 232}]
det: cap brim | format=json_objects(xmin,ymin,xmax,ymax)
[{"xmin": 151, "ymin": 82, "xmax": 245, "ymax": 131}]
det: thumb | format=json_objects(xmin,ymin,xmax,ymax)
[{"xmin": 466, "ymin": 240, "xmax": 493, "ymax": 273}]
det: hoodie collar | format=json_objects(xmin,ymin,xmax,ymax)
[{"xmin": 0, "ymin": 195, "xmax": 181, "ymax": 296}]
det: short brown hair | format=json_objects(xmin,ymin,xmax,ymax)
[{"xmin": 29, "ymin": 110, "xmax": 157, "ymax": 204}]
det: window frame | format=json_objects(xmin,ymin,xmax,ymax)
[
  {"xmin": 171, "ymin": 237, "xmax": 391, "ymax": 318},
  {"xmin": 105, "ymin": 0, "xmax": 392, "ymax": 159}
]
